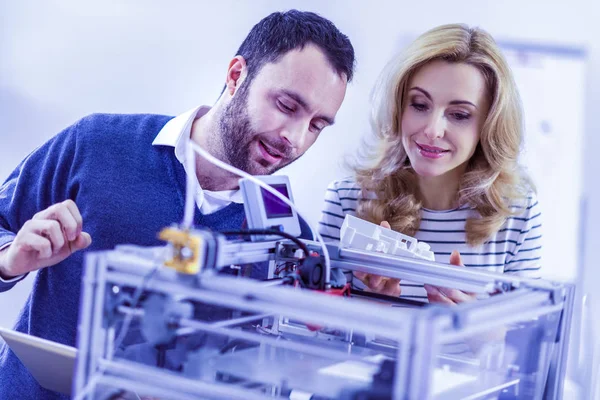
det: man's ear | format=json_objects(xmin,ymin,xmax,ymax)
[{"xmin": 225, "ymin": 56, "xmax": 248, "ymax": 96}]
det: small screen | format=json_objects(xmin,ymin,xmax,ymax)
[{"xmin": 262, "ymin": 184, "xmax": 293, "ymax": 219}]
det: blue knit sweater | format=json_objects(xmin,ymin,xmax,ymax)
[{"xmin": 0, "ymin": 114, "xmax": 247, "ymax": 399}]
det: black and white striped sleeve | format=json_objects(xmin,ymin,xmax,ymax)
[
  {"xmin": 504, "ymin": 194, "xmax": 543, "ymax": 279},
  {"xmin": 318, "ymin": 181, "xmax": 347, "ymax": 243}
]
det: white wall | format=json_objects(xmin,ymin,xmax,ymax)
[{"xmin": 1, "ymin": 0, "xmax": 598, "ymax": 396}]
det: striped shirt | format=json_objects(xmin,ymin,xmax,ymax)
[{"xmin": 319, "ymin": 179, "xmax": 543, "ymax": 302}]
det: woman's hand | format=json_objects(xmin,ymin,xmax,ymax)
[
  {"xmin": 424, "ymin": 250, "xmax": 477, "ymax": 305},
  {"xmin": 353, "ymin": 221, "xmax": 402, "ymax": 297}
]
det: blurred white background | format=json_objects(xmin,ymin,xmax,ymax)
[{"xmin": 1, "ymin": 0, "xmax": 598, "ymax": 397}]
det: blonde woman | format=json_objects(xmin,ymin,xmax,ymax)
[{"xmin": 319, "ymin": 24, "xmax": 542, "ymax": 304}]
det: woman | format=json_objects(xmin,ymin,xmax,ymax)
[{"xmin": 319, "ymin": 24, "xmax": 542, "ymax": 304}]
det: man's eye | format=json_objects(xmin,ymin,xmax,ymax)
[
  {"xmin": 278, "ymin": 100, "xmax": 294, "ymax": 113},
  {"xmin": 310, "ymin": 123, "xmax": 324, "ymax": 133}
]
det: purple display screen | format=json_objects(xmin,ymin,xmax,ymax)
[{"xmin": 261, "ymin": 184, "xmax": 293, "ymax": 219}]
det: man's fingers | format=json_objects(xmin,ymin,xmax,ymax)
[
  {"xmin": 51, "ymin": 203, "xmax": 79, "ymax": 241},
  {"xmin": 27, "ymin": 220, "xmax": 65, "ymax": 254},
  {"xmin": 63, "ymin": 200, "xmax": 83, "ymax": 238},
  {"xmin": 70, "ymin": 232, "xmax": 92, "ymax": 252},
  {"xmin": 380, "ymin": 221, "xmax": 391, "ymax": 229},
  {"xmin": 20, "ymin": 232, "xmax": 53, "ymax": 259},
  {"xmin": 32, "ymin": 201, "xmax": 82, "ymax": 241}
]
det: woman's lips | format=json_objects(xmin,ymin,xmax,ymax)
[{"xmin": 416, "ymin": 142, "xmax": 449, "ymax": 159}]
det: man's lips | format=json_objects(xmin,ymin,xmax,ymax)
[
  {"xmin": 260, "ymin": 140, "xmax": 283, "ymax": 158},
  {"xmin": 258, "ymin": 140, "xmax": 284, "ymax": 164}
]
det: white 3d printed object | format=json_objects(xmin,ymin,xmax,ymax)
[{"xmin": 339, "ymin": 215, "xmax": 435, "ymax": 261}]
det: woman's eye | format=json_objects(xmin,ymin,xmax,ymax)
[
  {"xmin": 452, "ymin": 112, "xmax": 470, "ymax": 121},
  {"xmin": 410, "ymin": 103, "xmax": 427, "ymax": 112}
]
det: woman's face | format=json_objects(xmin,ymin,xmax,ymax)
[{"xmin": 401, "ymin": 60, "xmax": 491, "ymax": 180}]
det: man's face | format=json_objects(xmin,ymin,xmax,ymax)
[{"xmin": 217, "ymin": 44, "xmax": 347, "ymax": 175}]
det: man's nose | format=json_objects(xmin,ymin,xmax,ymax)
[{"xmin": 279, "ymin": 122, "xmax": 307, "ymax": 150}]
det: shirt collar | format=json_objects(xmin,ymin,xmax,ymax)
[
  {"xmin": 152, "ymin": 105, "xmax": 243, "ymax": 204},
  {"xmin": 152, "ymin": 105, "xmax": 209, "ymax": 151}
]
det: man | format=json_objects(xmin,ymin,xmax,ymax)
[{"xmin": 0, "ymin": 10, "xmax": 354, "ymax": 398}]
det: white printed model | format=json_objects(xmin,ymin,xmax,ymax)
[{"xmin": 339, "ymin": 215, "xmax": 435, "ymax": 261}]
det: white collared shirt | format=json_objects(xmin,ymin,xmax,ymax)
[{"xmin": 152, "ymin": 105, "xmax": 244, "ymax": 215}]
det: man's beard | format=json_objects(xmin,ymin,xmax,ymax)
[
  {"xmin": 216, "ymin": 83, "xmax": 252, "ymax": 173},
  {"xmin": 216, "ymin": 84, "xmax": 297, "ymax": 175}
]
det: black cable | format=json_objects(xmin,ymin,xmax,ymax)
[
  {"xmin": 219, "ymin": 229, "xmax": 311, "ymax": 258},
  {"xmin": 156, "ymin": 344, "xmax": 167, "ymax": 368}
]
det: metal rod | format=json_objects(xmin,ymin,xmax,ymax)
[
  {"xmin": 210, "ymin": 313, "xmax": 273, "ymax": 328},
  {"xmin": 117, "ymin": 306, "xmax": 271, "ymax": 329},
  {"xmin": 96, "ymin": 359, "xmax": 270, "ymax": 400},
  {"xmin": 178, "ymin": 317, "xmax": 381, "ymax": 366},
  {"xmin": 333, "ymin": 246, "xmax": 560, "ymax": 293},
  {"xmin": 440, "ymin": 303, "xmax": 564, "ymax": 343},
  {"xmin": 104, "ymin": 271, "xmax": 413, "ymax": 338},
  {"xmin": 73, "ymin": 253, "xmax": 98, "ymax": 397}
]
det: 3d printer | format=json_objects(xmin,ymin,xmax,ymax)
[{"xmin": 72, "ymin": 175, "xmax": 573, "ymax": 400}]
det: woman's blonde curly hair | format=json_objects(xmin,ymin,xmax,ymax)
[{"xmin": 354, "ymin": 24, "xmax": 533, "ymax": 246}]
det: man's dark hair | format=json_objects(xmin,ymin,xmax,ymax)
[{"xmin": 235, "ymin": 10, "xmax": 355, "ymax": 83}]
